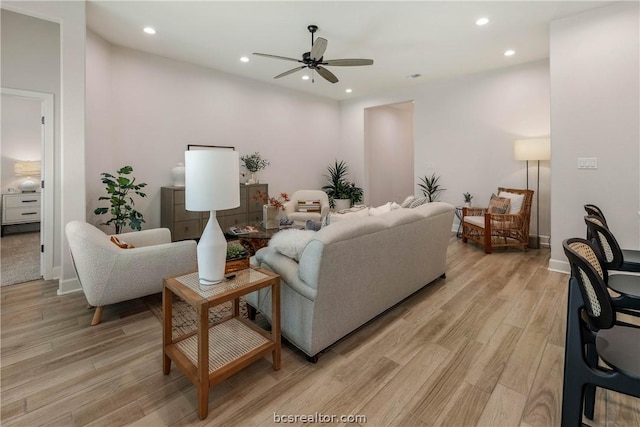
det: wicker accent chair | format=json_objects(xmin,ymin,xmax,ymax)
[{"xmin": 462, "ymin": 187, "xmax": 534, "ymax": 254}]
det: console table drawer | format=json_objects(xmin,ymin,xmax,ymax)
[{"xmin": 173, "ymin": 220, "xmax": 201, "ymax": 241}]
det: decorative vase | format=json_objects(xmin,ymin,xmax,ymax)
[
  {"xmin": 464, "ymin": 202, "xmax": 471, "ymax": 207},
  {"xmin": 333, "ymin": 198, "xmax": 352, "ymax": 212},
  {"xmin": 263, "ymin": 205, "xmax": 279, "ymax": 229},
  {"xmin": 247, "ymin": 172, "xmax": 259, "ymax": 185},
  {"xmin": 171, "ymin": 162, "xmax": 185, "ymax": 186}
]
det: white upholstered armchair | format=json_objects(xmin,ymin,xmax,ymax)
[
  {"xmin": 65, "ymin": 221, "xmax": 197, "ymax": 325},
  {"xmin": 283, "ymin": 190, "xmax": 331, "ymax": 227}
]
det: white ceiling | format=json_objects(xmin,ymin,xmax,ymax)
[{"xmin": 87, "ymin": 1, "xmax": 613, "ymax": 101}]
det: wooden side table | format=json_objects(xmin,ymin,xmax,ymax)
[{"xmin": 162, "ymin": 267, "xmax": 281, "ymax": 419}]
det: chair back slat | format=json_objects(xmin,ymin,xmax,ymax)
[
  {"xmin": 584, "ymin": 215, "xmax": 623, "ymax": 270},
  {"xmin": 562, "ymin": 238, "xmax": 615, "ymax": 330},
  {"xmin": 584, "ymin": 204, "xmax": 608, "ymax": 227}
]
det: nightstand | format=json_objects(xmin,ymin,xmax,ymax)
[{"xmin": 1, "ymin": 193, "xmax": 41, "ymax": 237}]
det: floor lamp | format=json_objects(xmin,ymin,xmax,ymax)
[
  {"xmin": 185, "ymin": 149, "xmax": 240, "ymax": 285},
  {"xmin": 514, "ymin": 138, "xmax": 550, "ymax": 249}
]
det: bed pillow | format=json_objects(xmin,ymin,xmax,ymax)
[{"xmin": 268, "ymin": 229, "xmax": 316, "ymax": 261}]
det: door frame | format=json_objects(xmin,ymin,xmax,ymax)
[{"xmin": 1, "ymin": 87, "xmax": 54, "ymax": 280}]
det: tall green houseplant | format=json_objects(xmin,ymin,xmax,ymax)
[
  {"xmin": 418, "ymin": 173, "xmax": 446, "ymax": 202},
  {"xmin": 94, "ymin": 166, "xmax": 147, "ymax": 234},
  {"xmin": 322, "ymin": 160, "xmax": 363, "ymax": 208}
]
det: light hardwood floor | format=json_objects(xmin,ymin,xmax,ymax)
[{"xmin": 1, "ymin": 236, "xmax": 639, "ymax": 426}]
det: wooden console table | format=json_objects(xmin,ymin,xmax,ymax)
[{"xmin": 162, "ymin": 267, "xmax": 281, "ymax": 419}]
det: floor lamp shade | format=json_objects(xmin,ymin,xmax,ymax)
[
  {"xmin": 185, "ymin": 150, "xmax": 240, "ymax": 285},
  {"xmin": 514, "ymin": 138, "xmax": 550, "ymax": 161}
]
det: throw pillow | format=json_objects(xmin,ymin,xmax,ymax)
[
  {"xmin": 369, "ymin": 202, "xmax": 393, "ymax": 216},
  {"xmin": 488, "ymin": 194, "xmax": 511, "ymax": 214},
  {"xmin": 297, "ymin": 200, "xmax": 321, "ymax": 213},
  {"xmin": 268, "ymin": 229, "xmax": 316, "ymax": 262},
  {"xmin": 305, "ymin": 220, "xmax": 322, "ymax": 231},
  {"xmin": 498, "ymin": 191, "xmax": 525, "ymax": 214},
  {"xmin": 408, "ymin": 196, "xmax": 429, "ymax": 208},
  {"xmin": 110, "ymin": 236, "xmax": 135, "ymax": 249},
  {"xmin": 390, "ymin": 202, "xmax": 401, "ymax": 210},
  {"xmin": 401, "ymin": 195, "xmax": 415, "ymax": 208}
]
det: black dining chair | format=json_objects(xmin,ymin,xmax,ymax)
[
  {"xmin": 562, "ymin": 238, "xmax": 640, "ymax": 426},
  {"xmin": 584, "ymin": 204, "xmax": 608, "ymax": 227},
  {"xmin": 584, "ymin": 215, "xmax": 640, "ymax": 273}
]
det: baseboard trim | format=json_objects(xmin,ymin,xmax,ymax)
[
  {"xmin": 548, "ymin": 258, "xmax": 570, "ymax": 274},
  {"xmin": 57, "ymin": 278, "xmax": 82, "ymax": 295}
]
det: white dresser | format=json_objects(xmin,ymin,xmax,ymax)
[{"xmin": 1, "ymin": 192, "xmax": 41, "ymax": 237}]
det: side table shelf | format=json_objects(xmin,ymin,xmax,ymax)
[{"xmin": 162, "ymin": 267, "xmax": 281, "ymax": 420}]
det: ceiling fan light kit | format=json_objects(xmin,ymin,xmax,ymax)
[{"xmin": 253, "ymin": 24, "xmax": 374, "ymax": 84}]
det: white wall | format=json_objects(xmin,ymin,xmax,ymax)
[
  {"xmin": 86, "ymin": 34, "xmax": 341, "ymax": 232},
  {"xmin": 549, "ymin": 2, "xmax": 640, "ymax": 272},
  {"xmin": 1, "ymin": 8, "xmax": 59, "ymax": 259},
  {"xmin": 341, "ymin": 60, "xmax": 551, "ymax": 237},
  {"xmin": 365, "ymin": 103, "xmax": 414, "ymax": 206},
  {"xmin": 1, "ymin": 95, "xmax": 41, "ymax": 191},
  {"xmin": 3, "ymin": 1, "xmax": 86, "ymax": 294}
]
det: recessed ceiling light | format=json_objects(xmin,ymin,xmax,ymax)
[
  {"xmin": 476, "ymin": 17, "xmax": 490, "ymax": 26},
  {"xmin": 345, "ymin": 89, "xmax": 353, "ymax": 93},
  {"xmin": 143, "ymin": 27, "xmax": 156, "ymax": 35},
  {"xmin": 240, "ymin": 56, "xmax": 249, "ymax": 63},
  {"xmin": 302, "ymin": 75, "xmax": 310, "ymax": 80},
  {"xmin": 504, "ymin": 49, "xmax": 516, "ymax": 57}
]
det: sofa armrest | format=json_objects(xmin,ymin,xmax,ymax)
[
  {"xmin": 255, "ymin": 247, "xmax": 317, "ymax": 301},
  {"xmin": 114, "ymin": 228, "xmax": 172, "ymax": 247}
]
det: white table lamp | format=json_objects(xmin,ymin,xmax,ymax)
[
  {"xmin": 14, "ymin": 160, "xmax": 41, "ymax": 192},
  {"xmin": 185, "ymin": 150, "xmax": 239, "ymax": 285}
]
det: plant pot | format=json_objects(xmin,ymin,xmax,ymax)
[
  {"xmin": 333, "ymin": 199, "xmax": 351, "ymax": 212},
  {"xmin": 247, "ymin": 172, "xmax": 259, "ymax": 185},
  {"xmin": 225, "ymin": 255, "xmax": 250, "ymax": 274},
  {"xmin": 263, "ymin": 205, "xmax": 279, "ymax": 229}
]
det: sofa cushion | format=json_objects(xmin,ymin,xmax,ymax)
[
  {"xmin": 328, "ymin": 206, "xmax": 370, "ymax": 223},
  {"xmin": 268, "ymin": 229, "xmax": 316, "ymax": 261},
  {"xmin": 408, "ymin": 196, "xmax": 429, "ymax": 208},
  {"xmin": 400, "ymin": 195, "xmax": 415, "ymax": 208}
]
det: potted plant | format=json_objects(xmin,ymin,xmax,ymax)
[
  {"xmin": 240, "ymin": 152, "xmax": 270, "ymax": 184},
  {"xmin": 463, "ymin": 192, "xmax": 473, "ymax": 207},
  {"xmin": 417, "ymin": 174, "xmax": 445, "ymax": 202},
  {"xmin": 322, "ymin": 160, "xmax": 363, "ymax": 210},
  {"xmin": 225, "ymin": 242, "xmax": 249, "ymax": 273},
  {"xmin": 94, "ymin": 165, "xmax": 147, "ymax": 234}
]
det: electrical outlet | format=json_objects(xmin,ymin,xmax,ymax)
[{"xmin": 577, "ymin": 157, "xmax": 598, "ymax": 169}]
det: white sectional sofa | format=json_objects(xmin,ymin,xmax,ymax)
[{"xmin": 246, "ymin": 201, "xmax": 454, "ymax": 360}]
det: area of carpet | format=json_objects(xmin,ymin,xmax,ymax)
[
  {"xmin": 143, "ymin": 292, "xmax": 250, "ymax": 338},
  {"xmin": 1, "ymin": 231, "xmax": 41, "ymax": 286}
]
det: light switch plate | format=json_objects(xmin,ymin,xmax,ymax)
[{"xmin": 578, "ymin": 157, "xmax": 598, "ymax": 169}]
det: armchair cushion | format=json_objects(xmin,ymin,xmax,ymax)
[{"xmin": 498, "ymin": 191, "xmax": 524, "ymax": 214}]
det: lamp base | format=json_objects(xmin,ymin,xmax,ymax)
[
  {"xmin": 19, "ymin": 178, "xmax": 39, "ymax": 193},
  {"xmin": 528, "ymin": 235, "xmax": 541, "ymax": 249},
  {"xmin": 196, "ymin": 212, "xmax": 226, "ymax": 286}
]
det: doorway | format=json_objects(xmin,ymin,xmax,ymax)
[
  {"xmin": 1, "ymin": 88, "xmax": 54, "ymax": 285},
  {"xmin": 364, "ymin": 101, "xmax": 414, "ymax": 206}
]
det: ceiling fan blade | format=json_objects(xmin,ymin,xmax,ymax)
[
  {"xmin": 274, "ymin": 66, "xmax": 306, "ymax": 79},
  {"xmin": 316, "ymin": 66, "xmax": 338, "ymax": 84},
  {"xmin": 310, "ymin": 37, "xmax": 328, "ymax": 60},
  {"xmin": 323, "ymin": 58, "xmax": 374, "ymax": 66},
  {"xmin": 253, "ymin": 53, "xmax": 301, "ymax": 63}
]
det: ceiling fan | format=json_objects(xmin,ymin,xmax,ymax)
[{"xmin": 253, "ymin": 25, "xmax": 374, "ymax": 84}]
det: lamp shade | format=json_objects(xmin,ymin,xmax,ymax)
[
  {"xmin": 14, "ymin": 160, "xmax": 41, "ymax": 176},
  {"xmin": 185, "ymin": 150, "xmax": 240, "ymax": 212},
  {"xmin": 514, "ymin": 138, "xmax": 551, "ymax": 161}
]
